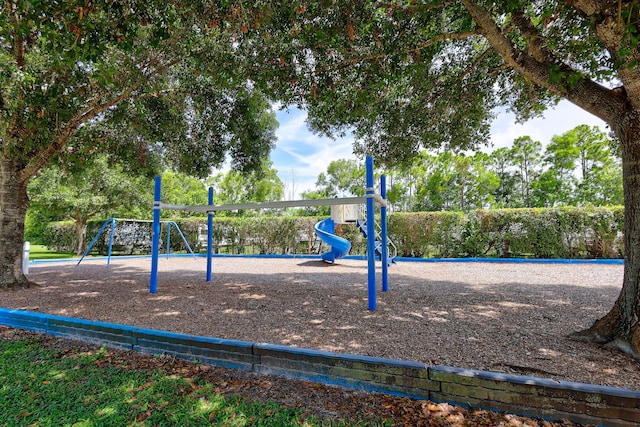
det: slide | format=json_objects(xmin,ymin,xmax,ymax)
[{"xmin": 314, "ymin": 218, "xmax": 352, "ymax": 263}]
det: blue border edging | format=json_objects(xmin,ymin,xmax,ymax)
[
  {"xmin": 395, "ymin": 256, "xmax": 624, "ymax": 264},
  {"xmin": 1, "ymin": 308, "xmax": 639, "ymax": 426},
  {"xmin": 31, "ymin": 253, "xmax": 624, "ymax": 265}
]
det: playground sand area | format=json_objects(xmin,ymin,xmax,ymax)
[{"xmin": 3, "ymin": 256, "xmax": 639, "ymax": 391}]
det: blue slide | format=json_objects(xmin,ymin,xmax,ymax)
[{"xmin": 314, "ymin": 218, "xmax": 352, "ymax": 263}]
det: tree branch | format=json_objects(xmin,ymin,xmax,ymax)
[
  {"xmin": 9, "ymin": 2, "xmax": 25, "ymax": 69},
  {"xmin": 329, "ymin": 29, "xmax": 481, "ymax": 72},
  {"xmin": 460, "ymin": 0, "xmax": 624, "ymax": 125},
  {"xmin": 510, "ymin": 13, "xmax": 552, "ymax": 63},
  {"xmin": 460, "ymin": 47, "xmax": 493, "ymax": 82},
  {"xmin": 19, "ymin": 83, "xmax": 142, "ymax": 184},
  {"xmin": 570, "ymin": 0, "xmax": 616, "ymax": 17},
  {"xmin": 18, "ymin": 53, "xmax": 185, "ymax": 184},
  {"xmin": 375, "ymin": 1, "xmax": 456, "ymax": 13}
]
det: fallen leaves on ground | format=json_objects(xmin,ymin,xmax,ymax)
[{"xmin": 1, "ymin": 327, "xmax": 590, "ymax": 426}]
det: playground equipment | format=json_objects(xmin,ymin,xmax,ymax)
[
  {"xmin": 77, "ymin": 218, "xmax": 195, "ymax": 267},
  {"xmin": 314, "ymin": 198, "xmax": 397, "ymax": 265},
  {"xmin": 314, "ymin": 217, "xmax": 352, "ymax": 262},
  {"xmin": 150, "ymin": 157, "xmax": 391, "ymax": 310},
  {"xmin": 356, "ymin": 218, "xmax": 397, "ymax": 266}
]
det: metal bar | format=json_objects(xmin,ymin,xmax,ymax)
[
  {"xmin": 150, "ymin": 176, "xmax": 161, "ymax": 294},
  {"xmin": 113, "ymin": 218, "xmax": 184, "ymax": 224},
  {"xmin": 77, "ymin": 218, "xmax": 112, "ymax": 266},
  {"xmin": 106, "ymin": 217, "xmax": 116, "ymax": 267},
  {"xmin": 168, "ymin": 221, "xmax": 196, "ymax": 258},
  {"xmin": 381, "ymin": 174, "xmax": 389, "ymax": 292},
  {"xmin": 165, "ymin": 222, "xmax": 171, "ymax": 258},
  {"xmin": 207, "ymin": 187, "xmax": 214, "ymax": 282},
  {"xmin": 366, "ymin": 157, "xmax": 377, "ymax": 310},
  {"xmin": 156, "ymin": 195, "xmax": 387, "ymax": 214}
]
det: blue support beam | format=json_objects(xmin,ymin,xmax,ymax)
[
  {"xmin": 207, "ymin": 187, "xmax": 214, "ymax": 282},
  {"xmin": 381, "ymin": 174, "xmax": 389, "ymax": 292},
  {"xmin": 365, "ymin": 157, "xmax": 376, "ymax": 310},
  {"xmin": 150, "ymin": 176, "xmax": 161, "ymax": 294}
]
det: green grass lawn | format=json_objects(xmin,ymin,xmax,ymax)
[
  {"xmin": 28, "ymin": 244, "xmax": 76, "ymax": 260},
  {"xmin": 0, "ymin": 339, "xmax": 333, "ymax": 427}
]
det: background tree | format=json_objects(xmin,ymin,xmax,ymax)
[
  {"xmin": 531, "ymin": 134, "xmax": 578, "ymax": 207},
  {"xmin": 381, "ymin": 168, "xmax": 413, "ymax": 212},
  {"xmin": 489, "ymin": 147, "xmax": 520, "ymax": 208},
  {"xmin": 572, "ymin": 125, "xmax": 623, "ymax": 205},
  {"xmin": 315, "ymin": 159, "xmax": 366, "ymax": 198},
  {"xmin": 413, "ymin": 153, "xmax": 455, "ymax": 212},
  {"xmin": 385, "ymin": 152, "xmax": 498, "ymax": 212},
  {"xmin": 510, "ymin": 136, "xmax": 543, "ymax": 208},
  {"xmin": 252, "ymin": 1, "xmax": 640, "ymax": 356},
  {"xmin": 531, "ymin": 125, "xmax": 623, "ymax": 207},
  {"xmin": 28, "ymin": 155, "xmax": 150, "ymax": 255},
  {"xmin": 298, "ymin": 159, "xmax": 365, "ymax": 216},
  {"xmin": 381, "ymin": 158, "xmax": 429, "ymax": 212},
  {"xmin": 207, "ymin": 160, "xmax": 284, "ymax": 216},
  {"xmin": 158, "ymin": 171, "xmax": 208, "ymax": 218}
]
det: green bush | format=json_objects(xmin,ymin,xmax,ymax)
[
  {"xmin": 40, "ymin": 221, "xmax": 78, "ymax": 253},
  {"xmin": 35, "ymin": 206, "xmax": 625, "ymax": 259},
  {"xmin": 388, "ymin": 212, "xmax": 465, "ymax": 257}
]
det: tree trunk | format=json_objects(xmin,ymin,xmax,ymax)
[
  {"xmin": 75, "ymin": 219, "xmax": 87, "ymax": 256},
  {"xmin": 0, "ymin": 158, "xmax": 32, "ymax": 289},
  {"xmin": 572, "ymin": 114, "xmax": 640, "ymax": 358}
]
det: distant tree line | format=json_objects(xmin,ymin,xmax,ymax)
[{"xmin": 302, "ymin": 125, "xmax": 622, "ymax": 213}]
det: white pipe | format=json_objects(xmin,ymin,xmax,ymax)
[{"xmin": 22, "ymin": 241, "xmax": 30, "ymax": 275}]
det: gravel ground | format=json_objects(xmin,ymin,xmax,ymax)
[{"xmin": 3, "ymin": 256, "xmax": 638, "ymax": 391}]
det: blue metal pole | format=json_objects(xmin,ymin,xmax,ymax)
[
  {"xmin": 106, "ymin": 217, "xmax": 116, "ymax": 267},
  {"xmin": 365, "ymin": 156, "xmax": 376, "ymax": 310},
  {"xmin": 381, "ymin": 174, "xmax": 389, "ymax": 292},
  {"xmin": 77, "ymin": 218, "xmax": 112, "ymax": 266},
  {"xmin": 168, "ymin": 221, "xmax": 196, "ymax": 257},
  {"xmin": 206, "ymin": 187, "xmax": 214, "ymax": 282},
  {"xmin": 150, "ymin": 177, "xmax": 161, "ymax": 294}
]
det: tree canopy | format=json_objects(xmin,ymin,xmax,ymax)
[
  {"xmin": 206, "ymin": 160, "xmax": 284, "ymax": 215},
  {"xmin": 301, "ymin": 125, "xmax": 621, "ymax": 213},
  {"xmin": 3, "ymin": 1, "xmax": 640, "ymax": 356},
  {"xmin": 0, "ymin": 0, "xmax": 278, "ymax": 288},
  {"xmin": 28, "ymin": 155, "xmax": 151, "ymax": 254}
]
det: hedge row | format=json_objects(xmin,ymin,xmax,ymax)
[
  {"xmin": 39, "ymin": 206, "xmax": 624, "ymax": 259},
  {"xmin": 388, "ymin": 207, "xmax": 624, "ymax": 258}
]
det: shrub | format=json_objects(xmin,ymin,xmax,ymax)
[{"xmin": 36, "ymin": 206, "xmax": 625, "ymax": 259}]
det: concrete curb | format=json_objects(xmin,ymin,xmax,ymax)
[{"xmin": 1, "ymin": 308, "xmax": 638, "ymax": 427}]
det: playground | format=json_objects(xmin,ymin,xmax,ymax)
[{"xmin": 4, "ymin": 255, "xmax": 639, "ymax": 391}]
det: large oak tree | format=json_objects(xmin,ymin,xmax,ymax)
[{"xmin": 1, "ymin": 1, "xmax": 276, "ymax": 288}]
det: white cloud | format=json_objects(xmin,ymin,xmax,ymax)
[
  {"xmin": 489, "ymin": 100, "xmax": 608, "ymax": 150},
  {"xmin": 272, "ymin": 109, "xmax": 356, "ymax": 198},
  {"xmin": 271, "ymin": 101, "xmax": 610, "ymax": 199}
]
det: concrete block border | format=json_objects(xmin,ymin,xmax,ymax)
[{"xmin": 1, "ymin": 308, "xmax": 638, "ymax": 427}]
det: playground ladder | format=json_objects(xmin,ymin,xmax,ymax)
[{"xmin": 355, "ymin": 218, "xmax": 397, "ymax": 266}]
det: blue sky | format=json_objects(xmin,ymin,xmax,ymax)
[{"xmin": 270, "ymin": 101, "xmax": 608, "ymax": 199}]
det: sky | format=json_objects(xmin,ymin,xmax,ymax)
[{"xmin": 270, "ymin": 101, "xmax": 608, "ymax": 199}]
